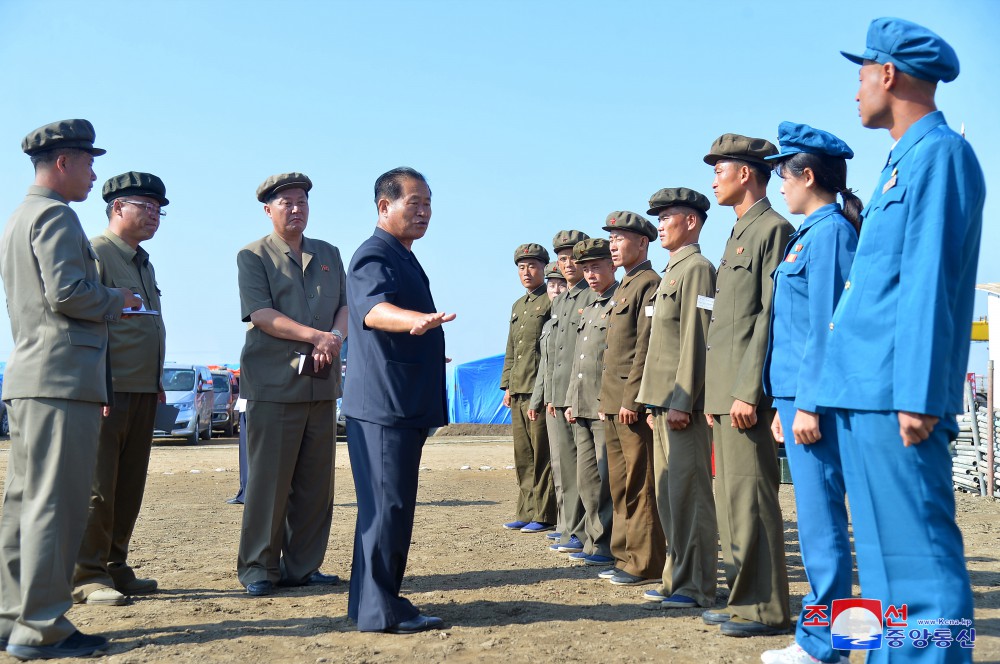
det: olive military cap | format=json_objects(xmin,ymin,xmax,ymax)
[
  {"xmin": 256, "ymin": 172, "xmax": 313, "ymax": 202},
  {"xmin": 552, "ymin": 229, "xmax": 590, "ymax": 252},
  {"xmin": 647, "ymin": 187, "xmax": 711, "ymax": 217},
  {"xmin": 841, "ymin": 17, "xmax": 959, "ymax": 83},
  {"xmin": 703, "ymin": 133, "xmax": 777, "ymax": 167},
  {"xmin": 22, "ymin": 119, "xmax": 106, "ymax": 157},
  {"xmin": 602, "ymin": 211, "xmax": 657, "ymax": 241},
  {"xmin": 572, "ymin": 238, "xmax": 612, "ymax": 263},
  {"xmin": 102, "ymin": 171, "xmax": 169, "ymax": 206},
  {"xmin": 514, "ymin": 243, "xmax": 550, "ymax": 265},
  {"xmin": 544, "ymin": 262, "xmax": 565, "ymax": 280}
]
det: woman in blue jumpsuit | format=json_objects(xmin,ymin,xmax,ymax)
[{"xmin": 761, "ymin": 122, "xmax": 862, "ymax": 664}]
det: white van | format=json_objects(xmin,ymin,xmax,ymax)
[{"xmin": 157, "ymin": 363, "xmax": 215, "ymax": 444}]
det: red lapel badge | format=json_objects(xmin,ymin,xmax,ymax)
[{"xmin": 736, "ymin": 246, "xmax": 744, "ymax": 255}]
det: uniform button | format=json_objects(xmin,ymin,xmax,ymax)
[
  {"xmin": 716, "ymin": 288, "xmax": 720, "ymax": 293},
  {"xmin": 710, "ymin": 317, "xmax": 715, "ymax": 322},
  {"xmin": 829, "ymin": 322, "xmax": 834, "ymax": 330},
  {"xmin": 314, "ymin": 315, "xmax": 320, "ymax": 320},
  {"xmin": 844, "ymin": 280, "xmax": 851, "ymax": 289},
  {"xmin": 580, "ymin": 354, "xmax": 585, "ymax": 359},
  {"xmin": 308, "ymin": 294, "xmax": 315, "ymax": 298},
  {"xmin": 578, "ymin": 373, "xmax": 583, "ymax": 379},
  {"xmin": 706, "ymin": 345, "xmax": 711, "ymax": 351},
  {"xmin": 583, "ymin": 336, "xmax": 588, "ymax": 341},
  {"xmin": 518, "ymin": 354, "xmax": 522, "ymax": 358}
]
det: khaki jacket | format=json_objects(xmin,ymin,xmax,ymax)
[
  {"xmin": 0, "ymin": 186, "xmax": 123, "ymax": 402},
  {"xmin": 637, "ymin": 244, "xmax": 716, "ymax": 413},
  {"xmin": 599, "ymin": 261, "xmax": 660, "ymax": 413},
  {"xmin": 704, "ymin": 198, "xmax": 793, "ymax": 414},
  {"xmin": 501, "ymin": 285, "xmax": 550, "ymax": 395},
  {"xmin": 238, "ymin": 232, "xmax": 347, "ymax": 402},
  {"xmin": 566, "ymin": 283, "xmax": 617, "ymax": 419},
  {"xmin": 91, "ymin": 229, "xmax": 166, "ymax": 393},
  {"xmin": 549, "ymin": 280, "xmax": 599, "ymax": 407}
]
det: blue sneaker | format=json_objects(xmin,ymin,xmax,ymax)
[
  {"xmin": 557, "ymin": 535, "xmax": 583, "ymax": 553},
  {"xmin": 566, "ymin": 552, "xmax": 588, "ymax": 562},
  {"xmin": 503, "ymin": 520, "xmax": 529, "ymax": 530},
  {"xmin": 643, "ymin": 588, "xmax": 666, "ymax": 602},
  {"xmin": 547, "ymin": 542, "xmax": 564, "ymax": 552},
  {"xmin": 545, "ymin": 531, "xmax": 561, "ymax": 541},
  {"xmin": 520, "ymin": 522, "xmax": 555, "ymax": 533},
  {"xmin": 584, "ymin": 554, "xmax": 616, "ymax": 566},
  {"xmin": 661, "ymin": 593, "xmax": 698, "ymax": 609}
]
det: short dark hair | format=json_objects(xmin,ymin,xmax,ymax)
[
  {"xmin": 265, "ymin": 190, "xmax": 309, "ymax": 205},
  {"xmin": 374, "ymin": 167, "xmax": 430, "ymax": 204},
  {"xmin": 730, "ymin": 158, "xmax": 771, "ymax": 186},
  {"xmin": 29, "ymin": 148, "xmax": 75, "ymax": 170}
]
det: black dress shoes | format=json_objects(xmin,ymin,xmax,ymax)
[
  {"xmin": 246, "ymin": 580, "xmax": 274, "ymax": 597},
  {"xmin": 701, "ymin": 609, "xmax": 731, "ymax": 625},
  {"xmin": 306, "ymin": 572, "xmax": 340, "ymax": 585},
  {"xmin": 719, "ymin": 617, "xmax": 788, "ymax": 637},
  {"xmin": 386, "ymin": 614, "xmax": 444, "ymax": 634},
  {"xmin": 6, "ymin": 631, "xmax": 108, "ymax": 660}
]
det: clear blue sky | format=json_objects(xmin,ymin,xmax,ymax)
[{"xmin": 1, "ymin": 0, "xmax": 997, "ymax": 376}]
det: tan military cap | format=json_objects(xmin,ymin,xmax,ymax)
[
  {"xmin": 544, "ymin": 262, "xmax": 564, "ymax": 280},
  {"xmin": 103, "ymin": 171, "xmax": 169, "ymax": 206},
  {"xmin": 256, "ymin": 172, "xmax": 312, "ymax": 202},
  {"xmin": 514, "ymin": 243, "xmax": 550, "ymax": 265},
  {"xmin": 552, "ymin": 229, "xmax": 590, "ymax": 252},
  {"xmin": 647, "ymin": 187, "xmax": 710, "ymax": 217},
  {"xmin": 22, "ymin": 119, "xmax": 106, "ymax": 156},
  {"xmin": 572, "ymin": 238, "xmax": 612, "ymax": 263},
  {"xmin": 703, "ymin": 133, "xmax": 778, "ymax": 166},
  {"xmin": 602, "ymin": 211, "xmax": 657, "ymax": 241}
]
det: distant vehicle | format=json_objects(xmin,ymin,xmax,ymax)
[
  {"xmin": 156, "ymin": 363, "xmax": 214, "ymax": 444},
  {"xmin": 211, "ymin": 369, "xmax": 239, "ymax": 437}
]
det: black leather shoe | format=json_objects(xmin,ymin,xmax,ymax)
[
  {"xmin": 246, "ymin": 580, "xmax": 274, "ymax": 597},
  {"xmin": 307, "ymin": 572, "xmax": 340, "ymax": 585},
  {"xmin": 225, "ymin": 497, "xmax": 244, "ymax": 505},
  {"xmin": 6, "ymin": 631, "xmax": 108, "ymax": 660},
  {"xmin": 719, "ymin": 617, "xmax": 788, "ymax": 637},
  {"xmin": 386, "ymin": 614, "xmax": 444, "ymax": 634},
  {"xmin": 702, "ymin": 609, "xmax": 731, "ymax": 625}
]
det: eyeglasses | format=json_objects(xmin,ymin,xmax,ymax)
[
  {"xmin": 271, "ymin": 199, "xmax": 309, "ymax": 210},
  {"xmin": 119, "ymin": 200, "xmax": 166, "ymax": 217}
]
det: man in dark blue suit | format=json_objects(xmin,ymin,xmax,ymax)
[{"xmin": 342, "ymin": 167, "xmax": 454, "ymax": 634}]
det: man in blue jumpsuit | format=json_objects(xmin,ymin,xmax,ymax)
[
  {"xmin": 818, "ymin": 18, "xmax": 985, "ymax": 664},
  {"xmin": 342, "ymin": 167, "xmax": 454, "ymax": 634}
]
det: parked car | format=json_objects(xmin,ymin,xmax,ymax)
[
  {"xmin": 156, "ymin": 363, "xmax": 214, "ymax": 444},
  {"xmin": 211, "ymin": 369, "xmax": 239, "ymax": 437}
]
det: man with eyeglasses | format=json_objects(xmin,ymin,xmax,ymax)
[
  {"xmin": 236, "ymin": 172, "xmax": 348, "ymax": 597},
  {"xmin": 0, "ymin": 119, "xmax": 140, "ymax": 660},
  {"xmin": 72, "ymin": 172, "xmax": 168, "ymax": 608}
]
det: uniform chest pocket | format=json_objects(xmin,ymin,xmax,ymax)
[
  {"xmin": 612, "ymin": 302, "xmax": 631, "ymax": 316},
  {"xmin": 660, "ymin": 281, "xmax": 680, "ymax": 300},
  {"xmin": 728, "ymin": 254, "xmax": 752, "ymax": 272},
  {"xmin": 866, "ymin": 185, "xmax": 908, "ymax": 255},
  {"xmin": 776, "ymin": 254, "xmax": 807, "ymax": 277}
]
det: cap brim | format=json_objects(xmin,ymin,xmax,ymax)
[
  {"xmin": 763, "ymin": 151, "xmax": 795, "ymax": 162},
  {"xmin": 840, "ymin": 50, "xmax": 867, "ymax": 66}
]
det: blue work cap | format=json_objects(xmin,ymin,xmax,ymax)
[
  {"xmin": 765, "ymin": 122, "xmax": 854, "ymax": 161},
  {"xmin": 841, "ymin": 17, "xmax": 959, "ymax": 83}
]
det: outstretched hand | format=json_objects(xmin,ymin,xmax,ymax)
[{"xmin": 410, "ymin": 312, "xmax": 456, "ymax": 336}]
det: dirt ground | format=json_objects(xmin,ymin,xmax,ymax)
[{"xmin": 0, "ymin": 434, "xmax": 997, "ymax": 663}]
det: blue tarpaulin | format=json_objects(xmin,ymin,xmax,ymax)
[{"xmin": 448, "ymin": 354, "xmax": 511, "ymax": 424}]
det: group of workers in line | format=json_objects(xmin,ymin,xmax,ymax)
[{"xmin": 501, "ymin": 17, "xmax": 983, "ymax": 664}]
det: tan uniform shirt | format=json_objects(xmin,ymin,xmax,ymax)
[
  {"xmin": 599, "ymin": 261, "xmax": 660, "ymax": 414},
  {"xmin": 637, "ymin": 244, "xmax": 716, "ymax": 413},
  {"xmin": 566, "ymin": 283, "xmax": 617, "ymax": 420},
  {"xmin": 91, "ymin": 229, "xmax": 165, "ymax": 393},
  {"xmin": 0, "ymin": 186, "xmax": 123, "ymax": 403},
  {"xmin": 501, "ymin": 285, "xmax": 550, "ymax": 395},
  {"xmin": 704, "ymin": 198, "xmax": 793, "ymax": 414},
  {"xmin": 238, "ymin": 232, "xmax": 347, "ymax": 403},
  {"xmin": 549, "ymin": 281, "xmax": 599, "ymax": 408},
  {"xmin": 529, "ymin": 317, "xmax": 557, "ymax": 411}
]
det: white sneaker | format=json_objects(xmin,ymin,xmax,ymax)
[
  {"xmin": 84, "ymin": 587, "xmax": 127, "ymax": 606},
  {"xmin": 761, "ymin": 642, "xmax": 849, "ymax": 664}
]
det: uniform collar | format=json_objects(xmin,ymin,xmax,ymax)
[
  {"xmin": 101, "ymin": 227, "xmax": 148, "ymax": 264},
  {"xmin": 596, "ymin": 281, "xmax": 619, "ymax": 303},
  {"xmin": 620, "ymin": 259, "xmax": 652, "ymax": 287},
  {"xmin": 268, "ymin": 231, "xmax": 315, "ymax": 269},
  {"xmin": 887, "ymin": 110, "xmax": 947, "ymax": 169},
  {"xmin": 666, "ymin": 243, "xmax": 700, "ymax": 270},
  {"xmin": 373, "ymin": 226, "xmax": 413, "ymax": 259},
  {"xmin": 27, "ymin": 185, "xmax": 67, "ymax": 204},
  {"xmin": 567, "ymin": 279, "xmax": 590, "ymax": 297},
  {"xmin": 795, "ymin": 203, "xmax": 842, "ymax": 236},
  {"xmin": 525, "ymin": 284, "xmax": 547, "ymax": 300},
  {"xmin": 733, "ymin": 197, "xmax": 772, "ymax": 239}
]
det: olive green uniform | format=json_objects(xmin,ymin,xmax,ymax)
[
  {"xmin": 566, "ymin": 283, "xmax": 617, "ymax": 557},
  {"xmin": 637, "ymin": 244, "xmax": 717, "ymax": 606},
  {"xmin": 501, "ymin": 285, "xmax": 556, "ymax": 524},
  {"xmin": 528, "ymin": 317, "xmax": 562, "ymax": 532},
  {"xmin": 704, "ymin": 198, "xmax": 793, "ymax": 628},
  {"xmin": 237, "ymin": 232, "xmax": 346, "ymax": 587},
  {"xmin": 74, "ymin": 229, "xmax": 166, "ymax": 600},
  {"xmin": 600, "ymin": 261, "xmax": 665, "ymax": 579}
]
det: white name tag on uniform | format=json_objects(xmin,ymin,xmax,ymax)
[
  {"xmin": 645, "ymin": 305, "xmax": 654, "ymax": 317},
  {"xmin": 697, "ymin": 295, "xmax": 715, "ymax": 311}
]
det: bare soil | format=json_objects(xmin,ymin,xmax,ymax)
[{"xmin": 0, "ymin": 435, "xmax": 996, "ymax": 663}]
